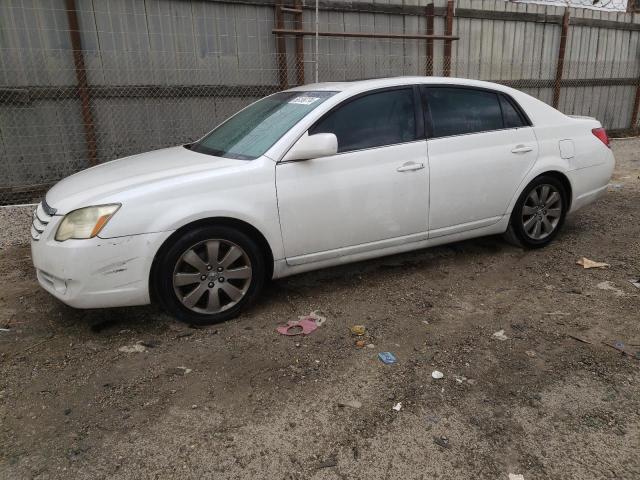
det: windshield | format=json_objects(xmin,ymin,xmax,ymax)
[{"xmin": 190, "ymin": 91, "xmax": 337, "ymax": 160}]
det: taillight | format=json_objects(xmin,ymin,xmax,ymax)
[{"xmin": 592, "ymin": 127, "xmax": 610, "ymax": 148}]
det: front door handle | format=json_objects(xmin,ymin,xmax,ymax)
[
  {"xmin": 511, "ymin": 144, "xmax": 533, "ymax": 154},
  {"xmin": 396, "ymin": 161, "xmax": 425, "ymax": 172}
]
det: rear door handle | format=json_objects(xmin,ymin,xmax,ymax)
[
  {"xmin": 511, "ymin": 144, "xmax": 533, "ymax": 154},
  {"xmin": 396, "ymin": 161, "xmax": 425, "ymax": 172}
]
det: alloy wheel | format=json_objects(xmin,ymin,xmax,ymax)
[
  {"xmin": 172, "ymin": 239, "xmax": 252, "ymax": 314},
  {"xmin": 521, "ymin": 184, "xmax": 563, "ymax": 240}
]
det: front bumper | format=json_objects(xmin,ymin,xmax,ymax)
[{"xmin": 31, "ymin": 214, "xmax": 173, "ymax": 308}]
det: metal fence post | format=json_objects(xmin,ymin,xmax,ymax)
[
  {"xmin": 425, "ymin": 3, "xmax": 434, "ymax": 76},
  {"xmin": 553, "ymin": 9, "xmax": 570, "ymax": 109},
  {"xmin": 275, "ymin": 1, "xmax": 288, "ymax": 89},
  {"xmin": 443, "ymin": 0, "xmax": 454, "ymax": 77},
  {"xmin": 64, "ymin": 0, "xmax": 98, "ymax": 166}
]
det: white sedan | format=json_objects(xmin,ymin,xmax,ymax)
[{"xmin": 31, "ymin": 77, "xmax": 615, "ymax": 324}]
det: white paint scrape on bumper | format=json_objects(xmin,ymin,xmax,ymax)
[{"xmin": 31, "ymin": 228, "xmax": 173, "ymax": 309}]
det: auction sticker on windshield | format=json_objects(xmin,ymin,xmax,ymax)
[{"xmin": 289, "ymin": 96, "xmax": 320, "ymax": 105}]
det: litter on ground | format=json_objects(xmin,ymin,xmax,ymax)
[
  {"xmin": 432, "ymin": 370, "xmax": 444, "ymax": 379},
  {"xmin": 338, "ymin": 400, "xmax": 362, "ymax": 409},
  {"xmin": 576, "ymin": 257, "xmax": 610, "ymax": 269},
  {"xmin": 392, "ymin": 402, "xmax": 402, "ymax": 411},
  {"xmin": 350, "ymin": 325, "xmax": 366, "ymax": 336},
  {"xmin": 509, "ymin": 474, "xmax": 525, "ymax": 480},
  {"xmin": 492, "ymin": 329, "xmax": 508, "ymax": 341},
  {"xmin": 597, "ymin": 281, "xmax": 625, "ymax": 296},
  {"xmin": 301, "ymin": 310, "xmax": 326, "ymax": 327},
  {"xmin": 118, "ymin": 343, "xmax": 147, "ymax": 353},
  {"xmin": 276, "ymin": 317, "xmax": 318, "ymax": 336},
  {"xmin": 378, "ymin": 352, "xmax": 397, "ymax": 364},
  {"xmin": 628, "ymin": 279, "xmax": 640, "ymax": 289}
]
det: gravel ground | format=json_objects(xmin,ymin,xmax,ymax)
[
  {"xmin": 1, "ymin": 139, "xmax": 639, "ymax": 480},
  {"xmin": 0, "ymin": 205, "xmax": 35, "ymax": 249}
]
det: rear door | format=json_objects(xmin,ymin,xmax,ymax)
[{"xmin": 421, "ymin": 86, "xmax": 538, "ymax": 237}]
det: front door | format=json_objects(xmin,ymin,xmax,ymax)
[{"xmin": 276, "ymin": 87, "xmax": 429, "ymax": 262}]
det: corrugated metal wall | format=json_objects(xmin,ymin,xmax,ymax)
[{"xmin": 0, "ymin": 0, "xmax": 639, "ymax": 204}]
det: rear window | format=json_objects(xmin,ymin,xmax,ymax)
[{"xmin": 499, "ymin": 95, "xmax": 527, "ymax": 129}]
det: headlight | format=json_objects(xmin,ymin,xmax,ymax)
[{"xmin": 55, "ymin": 204, "xmax": 120, "ymax": 241}]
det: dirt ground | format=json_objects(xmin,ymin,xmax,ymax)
[{"xmin": 1, "ymin": 139, "xmax": 639, "ymax": 480}]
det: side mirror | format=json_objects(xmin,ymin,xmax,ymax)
[{"xmin": 282, "ymin": 132, "xmax": 338, "ymax": 162}]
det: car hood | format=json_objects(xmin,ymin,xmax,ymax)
[{"xmin": 46, "ymin": 146, "xmax": 245, "ymax": 213}]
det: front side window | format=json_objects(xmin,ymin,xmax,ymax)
[
  {"xmin": 191, "ymin": 91, "xmax": 337, "ymax": 160},
  {"xmin": 310, "ymin": 88, "xmax": 417, "ymax": 153},
  {"xmin": 423, "ymin": 87, "xmax": 504, "ymax": 139}
]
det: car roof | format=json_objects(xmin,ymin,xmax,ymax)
[
  {"xmin": 286, "ymin": 76, "xmax": 568, "ymax": 126},
  {"xmin": 286, "ymin": 76, "xmax": 516, "ymax": 95}
]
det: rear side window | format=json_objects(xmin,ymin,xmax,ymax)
[
  {"xmin": 424, "ymin": 87, "xmax": 503, "ymax": 138},
  {"xmin": 499, "ymin": 95, "xmax": 526, "ymax": 128},
  {"xmin": 310, "ymin": 88, "xmax": 417, "ymax": 153}
]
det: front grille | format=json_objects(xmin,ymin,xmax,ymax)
[{"xmin": 31, "ymin": 202, "xmax": 53, "ymax": 241}]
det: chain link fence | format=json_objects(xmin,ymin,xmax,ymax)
[{"xmin": 1, "ymin": 0, "xmax": 639, "ymax": 205}]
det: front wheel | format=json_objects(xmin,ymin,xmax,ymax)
[
  {"xmin": 153, "ymin": 225, "xmax": 266, "ymax": 325},
  {"xmin": 504, "ymin": 175, "xmax": 568, "ymax": 248}
]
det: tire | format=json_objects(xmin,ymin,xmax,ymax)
[
  {"xmin": 504, "ymin": 175, "xmax": 568, "ymax": 249},
  {"xmin": 153, "ymin": 225, "xmax": 266, "ymax": 325}
]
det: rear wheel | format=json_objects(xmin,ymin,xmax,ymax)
[
  {"xmin": 504, "ymin": 175, "xmax": 567, "ymax": 248},
  {"xmin": 154, "ymin": 225, "xmax": 266, "ymax": 325}
]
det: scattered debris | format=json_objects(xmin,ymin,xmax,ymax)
[
  {"xmin": 525, "ymin": 350, "xmax": 537, "ymax": 357},
  {"xmin": 301, "ymin": 310, "xmax": 326, "ymax": 327},
  {"xmin": 628, "ymin": 279, "xmax": 640, "ymax": 289},
  {"xmin": 354, "ymin": 340, "xmax": 366, "ymax": 348},
  {"xmin": 63, "ymin": 408, "xmax": 72, "ymax": 415},
  {"xmin": 338, "ymin": 400, "xmax": 362, "ymax": 409},
  {"xmin": 492, "ymin": 329, "xmax": 508, "ymax": 341},
  {"xmin": 118, "ymin": 343, "xmax": 146, "ymax": 353},
  {"xmin": 0, "ymin": 328, "xmax": 10, "ymax": 332},
  {"xmin": 597, "ymin": 281, "xmax": 624, "ymax": 296},
  {"xmin": 433, "ymin": 436, "xmax": 450, "ymax": 449},
  {"xmin": 378, "ymin": 352, "xmax": 397, "ymax": 364},
  {"xmin": 366, "ymin": 343, "xmax": 375, "ymax": 349},
  {"xmin": 545, "ymin": 311, "xmax": 570, "ymax": 316},
  {"xmin": 508, "ymin": 474, "xmax": 525, "ymax": 480},
  {"xmin": 392, "ymin": 402, "xmax": 402, "ymax": 411},
  {"xmin": 431, "ymin": 370, "xmax": 444, "ymax": 379},
  {"xmin": 165, "ymin": 366, "xmax": 192, "ymax": 376},
  {"xmin": 603, "ymin": 340, "xmax": 639, "ymax": 360},
  {"xmin": 422, "ymin": 320, "xmax": 430, "ymax": 325},
  {"xmin": 318, "ymin": 455, "xmax": 338, "ymax": 469},
  {"xmin": 139, "ymin": 339, "xmax": 161, "ymax": 348},
  {"xmin": 608, "ymin": 183, "xmax": 624, "ymax": 190},
  {"xmin": 175, "ymin": 331, "xmax": 194, "ymax": 339},
  {"xmin": 576, "ymin": 257, "xmax": 609, "ymax": 269},
  {"xmin": 350, "ymin": 325, "xmax": 366, "ymax": 336},
  {"xmin": 276, "ymin": 318, "xmax": 318, "ymax": 336},
  {"xmin": 454, "ymin": 376, "xmax": 467, "ymax": 384},
  {"xmin": 568, "ymin": 334, "xmax": 592, "ymax": 345}
]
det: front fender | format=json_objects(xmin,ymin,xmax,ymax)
[{"xmin": 98, "ymin": 158, "xmax": 284, "ymax": 260}]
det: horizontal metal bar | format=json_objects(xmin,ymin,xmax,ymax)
[
  {"xmin": 0, "ymin": 85, "xmax": 281, "ymax": 105},
  {"xmin": 279, "ymin": 6, "xmax": 302, "ymax": 13},
  {"xmin": 271, "ymin": 28, "xmax": 459, "ymax": 40},
  {"xmin": 2, "ymin": 78, "xmax": 638, "ymax": 106}
]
